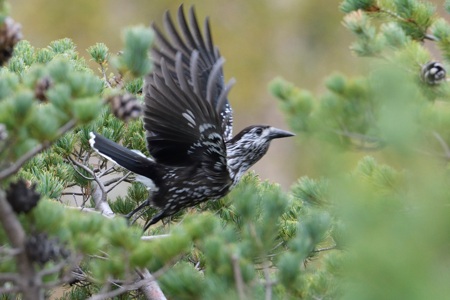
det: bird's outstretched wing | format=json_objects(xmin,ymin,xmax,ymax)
[{"xmin": 143, "ymin": 5, "xmax": 234, "ymax": 168}]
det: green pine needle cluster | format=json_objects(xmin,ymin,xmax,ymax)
[
  {"xmin": 113, "ymin": 25, "xmax": 154, "ymax": 78},
  {"xmin": 0, "ymin": 39, "xmax": 103, "ymax": 162}
]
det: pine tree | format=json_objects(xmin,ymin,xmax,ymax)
[
  {"xmin": 3, "ymin": 0, "xmax": 450, "ymax": 299},
  {"xmin": 270, "ymin": 0, "xmax": 450, "ymax": 299}
]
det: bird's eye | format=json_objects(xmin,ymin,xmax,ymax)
[{"xmin": 255, "ymin": 128, "xmax": 263, "ymax": 135}]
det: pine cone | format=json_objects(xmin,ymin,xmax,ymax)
[
  {"xmin": 421, "ymin": 61, "xmax": 446, "ymax": 85},
  {"xmin": 34, "ymin": 76, "xmax": 53, "ymax": 102},
  {"xmin": 6, "ymin": 179, "xmax": 40, "ymax": 214},
  {"xmin": 108, "ymin": 93, "xmax": 142, "ymax": 122},
  {"xmin": 0, "ymin": 17, "xmax": 23, "ymax": 66},
  {"xmin": 25, "ymin": 232, "xmax": 70, "ymax": 265}
]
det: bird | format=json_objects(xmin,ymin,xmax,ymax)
[{"xmin": 89, "ymin": 5, "xmax": 294, "ymax": 231}]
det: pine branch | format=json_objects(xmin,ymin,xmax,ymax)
[
  {"xmin": 0, "ymin": 190, "xmax": 42, "ymax": 299},
  {"xmin": 68, "ymin": 157, "xmax": 103, "ymax": 199},
  {"xmin": 231, "ymin": 254, "xmax": 246, "ymax": 300},
  {"xmin": 135, "ymin": 268, "xmax": 167, "ymax": 300},
  {"xmin": 38, "ymin": 257, "xmax": 85, "ymax": 291},
  {"xmin": 65, "ymin": 161, "xmax": 167, "ymax": 299},
  {"xmin": 0, "ymin": 142, "xmax": 47, "ymax": 180},
  {"xmin": 105, "ymin": 171, "xmax": 132, "ymax": 193},
  {"xmin": 424, "ymin": 33, "xmax": 438, "ymax": 41},
  {"xmin": 0, "ymin": 119, "xmax": 77, "ymax": 180},
  {"xmin": 0, "ymin": 246, "xmax": 21, "ymax": 256},
  {"xmin": 92, "ymin": 181, "xmax": 114, "ymax": 217},
  {"xmin": 61, "ymin": 192, "xmax": 86, "ymax": 196},
  {"xmin": 0, "ymin": 272, "xmax": 19, "ymax": 282},
  {"xmin": 87, "ymin": 269, "xmax": 166, "ymax": 300},
  {"xmin": 68, "ymin": 156, "xmax": 116, "ymax": 216},
  {"xmin": 99, "ymin": 62, "xmax": 112, "ymax": 89},
  {"xmin": 262, "ymin": 260, "xmax": 273, "ymax": 300},
  {"xmin": 97, "ymin": 165, "xmax": 116, "ymax": 178}
]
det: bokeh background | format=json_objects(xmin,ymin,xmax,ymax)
[{"xmin": 9, "ymin": 0, "xmax": 360, "ymax": 188}]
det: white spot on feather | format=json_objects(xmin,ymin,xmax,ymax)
[
  {"xmin": 182, "ymin": 109, "xmax": 196, "ymax": 126},
  {"xmin": 199, "ymin": 123, "xmax": 215, "ymax": 133}
]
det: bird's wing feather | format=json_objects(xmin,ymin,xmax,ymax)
[
  {"xmin": 144, "ymin": 52, "xmax": 227, "ymax": 170},
  {"xmin": 146, "ymin": 5, "xmax": 234, "ymax": 142}
]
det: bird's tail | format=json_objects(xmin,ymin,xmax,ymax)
[{"xmin": 89, "ymin": 132, "xmax": 157, "ymax": 178}]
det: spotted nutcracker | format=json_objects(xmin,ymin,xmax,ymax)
[{"xmin": 90, "ymin": 5, "xmax": 294, "ymax": 230}]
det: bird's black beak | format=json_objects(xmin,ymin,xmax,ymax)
[{"xmin": 268, "ymin": 127, "xmax": 295, "ymax": 139}]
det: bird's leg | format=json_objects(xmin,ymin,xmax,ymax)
[
  {"xmin": 142, "ymin": 210, "xmax": 166, "ymax": 232},
  {"xmin": 125, "ymin": 200, "xmax": 151, "ymax": 224}
]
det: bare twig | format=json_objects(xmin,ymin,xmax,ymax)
[
  {"xmin": 333, "ymin": 129, "xmax": 381, "ymax": 143},
  {"xmin": 313, "ymin": 245, "xmax": 337, "ymax": 253},
  {"xmin": 424, "ymin": 33, "xmax": 439, "ymax": 41},
  {"xmin": 98, "ymin": 165, "xmax": 115, "ymax": 178},
  {"xmin": 68, "ymin": 157, "xmax": 107, "ymax": 201},
  {"xmin": 376, "ymin": 8, "xmax": 439, "ymax": 42},
  {"xmin": 0, "ymin": 119, "xmax": 76, "ymax": 180},
  {"xmin": 140, "ymin": 234, "xmax": 170, "ymax": 241},
  {"xmin": 262, "ymin": 260, "xmax": 272, "ymax": 300},
  {"xmin": 231, "ymin": 254, "xmax": 246, "ymax": 300},
  {"xmin": 68, "ymin": 156, "xmax": 116, "ymax": 218},
  {"xmin": 414, "ymin": 148, "xmax": 448, "ymax": 159},
  {"xmin": 432, "ymin": 131, "xmax": 450, "ymax": 160},
  {"xmin": 81, "ymin": 186, "xmax": 90, "ymax": 207},
  {"xmin": 333, "ymin": 129, "xmax": 384, "ymax": 151},
  {"xmin": 98, "ymin": 276, "xmax": 113, "ymax": 296},
  {"xmin": 41, "ymin": 254, "xmax": 84, "ymax": 289},
  {"xmin": 37, "ymin": 260, "xmax": 69, "ymax": 278},
  {"xmin": 66, "ymin": 206, "xmax": 102, "ymax": 214},
  {"xmin": 106, "ymin": 171, "xmax": 132, "ymax": 193},
  {"xmin": 61, "ymin": 192, "xmax": 86, "ymax": 196},
  {"xmin": 1, "ymin": 142, "xmax": 45, "ymax": 176},
  {"xmin": 82, "ymin": 152, "xmax": 91, "ymax": 166},
  {"xmin": 103, "ymin": 176, "xmax": 127, "ymax": 186},
  {"xmin": 87, "ymin": 272, "xmax": 164, "ymax": 300},
  {"xmin": 99, "ymin": 62, "xmax": 112, "ymax": 89},
  {"xmin": 70, "ymin": 163, "xmax": 95, "ymax": 180}
]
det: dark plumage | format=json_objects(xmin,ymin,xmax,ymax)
[{"xmin": 90, "ymin": 5, "xmax": 294, "ymax": 230}]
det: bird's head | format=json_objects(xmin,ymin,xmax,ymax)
[{"xmin": 226, "ymin": 125, "xmax": 294, "ymax": 183}]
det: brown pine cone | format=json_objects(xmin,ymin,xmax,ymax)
[
  {"xmin": 108, "ymin": 93, "xmax": 142, "ymax": 122},
  {"xmin": 0, "ymin": 17, "xmax": 23, "ymax": 66},
  {"xmin": 34, "ymin": 76, "xmax": 53, "ymax": 102}
]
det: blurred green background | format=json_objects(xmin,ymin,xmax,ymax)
[{"xmin": 10, "ymin": 0, "xmax": 359, "ymax": 188}]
